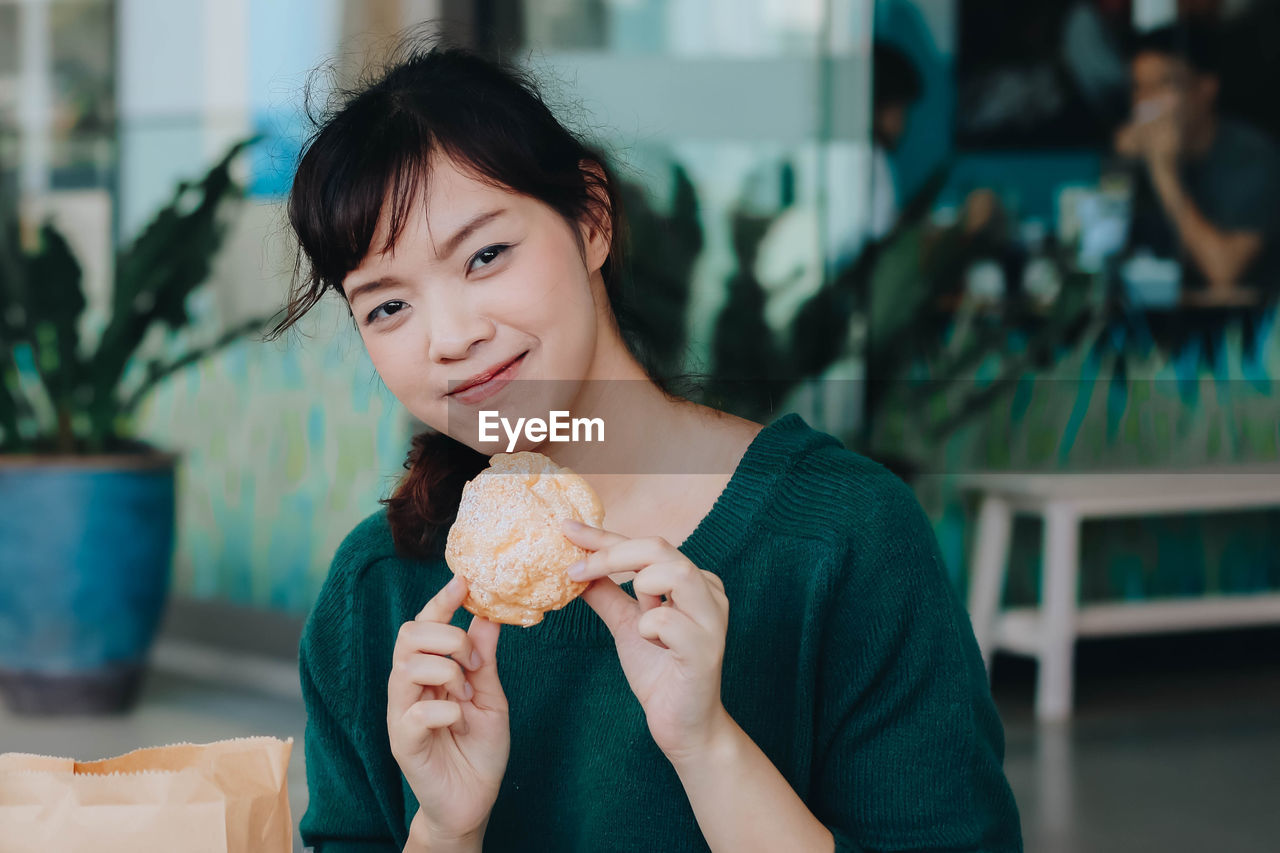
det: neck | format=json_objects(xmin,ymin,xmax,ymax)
[
  {"xmin": 540, "ymin": 272, "xmax": 756, "ymax": 522},
  {"xmin": 536, "ymin": 287, "xmax": 744, "ymax": 517},
  {"xmin": 540, "ymin": 330, "xmax": 703, "ymax": 511},
  {"xmin": 1185, "ymin": 114, "xmax": 1219, "ymax": 159}
]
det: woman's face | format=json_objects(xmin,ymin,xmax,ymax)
[{"xmin": 341, "ymin": 154, "xmax": 610, "ymax": 453}]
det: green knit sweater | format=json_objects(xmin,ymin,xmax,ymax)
[{"xmin": 298, "ymin": 413, "xmax": 1023, "ymax": 852}]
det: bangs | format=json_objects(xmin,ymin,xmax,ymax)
[{"xmin": 290, "ymin": 98, "xmax": 438, "ymax": 295}]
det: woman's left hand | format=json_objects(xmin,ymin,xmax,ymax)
[{"xmin": 561, "ymin": 519, "xmax": 731, "ymax": 763}]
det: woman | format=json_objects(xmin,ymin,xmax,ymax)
[{"xmin": 270, "ymin": 44, "xmax": 1022, "ymax": 853}]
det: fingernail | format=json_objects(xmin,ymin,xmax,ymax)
[
  {"xmin": 470, "ymin": 649, "xmax": 482, "ymax": 670},
  {"xmin": 566, "ymin": 559, "xmax": 586, "ymax": 579},
  {"xmin": 562, "ymin": 519, "xmax": 583, "ymax": 532},
  {"xmin": 463, "ymin": 682, "xmax": 474, "ymax": 700}
]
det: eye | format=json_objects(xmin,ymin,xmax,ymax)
[
  {"xmin": 365, "ymin": 300, "xmax": 406, "ymax": 325},
  {"xmin": 468, "ymin": 243, "xmax": 511, "ymax": 272}
]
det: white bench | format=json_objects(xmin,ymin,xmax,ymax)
[{"xmin": 956, "ymin": 467, "xmax": 1280, "ymax": 721}]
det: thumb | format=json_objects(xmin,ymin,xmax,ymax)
[
  {"xmin": 580, "ymin": 578, "xmax": 639, "ymax": 638},
  {"xmin": 465, "ymin": 615, "xmax": 507, "ymax": 708}
]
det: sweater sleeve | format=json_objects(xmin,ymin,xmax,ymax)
[
  {"xmin": 297, "ymin": 558, "xmax": 399, "ymax": 853},
  {"xmin": 809, "ymin": 473, "xmax": 1023, "ymax": 852}
]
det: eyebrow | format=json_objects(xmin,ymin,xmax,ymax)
[
  {"xmin": 345, "ymin": 276, "xmax": 401, "ymax": 307},
  {"xmin": 345, "ymin": 208, "xmax": 507, "ymax": 305},
  {"xmin": 437, "ymin": 208, "xmax": 506, "ymax": 260}
]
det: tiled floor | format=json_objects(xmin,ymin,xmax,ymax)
[
  {"xmin": 994, "ymin": 627, "xmax": 1280, "ymax": 853},
  {"xmin": 3, "ymin": 627, "xmax": 1278, "ymax": 852}
]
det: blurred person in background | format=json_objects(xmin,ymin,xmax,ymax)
[
  {"xmin": 867, "ymin": 40, "xmax": 923, "ymax": 241},
  {"xmin": 868, "ymin": 42, "xmax": 1001, "ymax": 267},
  {"xmin": 1115, "ymin": 23, "xmax": 1280, "ymax": 296},
  {"xmin": 814, "ymin": 39, "xmax": 925, "ymax": 279}
]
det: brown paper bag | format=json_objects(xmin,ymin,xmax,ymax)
[{"xmin": 0, "ymin": 736, "xmax": 293, "ymax": 853}]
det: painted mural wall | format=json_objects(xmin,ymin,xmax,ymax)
[{"xmin": 883, "ymin": 304, "xmax": 1280, "ymax": 605}]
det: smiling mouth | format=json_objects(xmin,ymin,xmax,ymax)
[{"xmin": 447, "ymin": 351, "xmax": 528, "ymax": 399}]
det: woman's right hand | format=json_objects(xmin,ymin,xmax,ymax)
[{"xmin": 388, "ymin": 575, "xmax": 510, "ymax": 848}]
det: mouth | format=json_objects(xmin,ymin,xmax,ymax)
[{"xmin": 447, "ymin": 351, "xmax": 528, "ymax": 404}]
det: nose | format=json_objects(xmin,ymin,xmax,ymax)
[{"xmin": 427, "ymin": 287, "xmax": 495, "ymax": 363}]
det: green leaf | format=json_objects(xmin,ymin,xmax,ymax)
[
  {"xmin": 23, "ymin": 222, "xmax": 87, "ymax": 407},
  {"xmin": 89, "ymin": 137, "xmax": 257, "ymax": 424},
  {"xmin": 0, "ymin": 136, "xmax": 263, "ymax": 451},
  {"xmin": 710, "ymin": 211, "xmax": 792, "ymax": 419},
  {"xmin": 616, "ymin": 165, "xmax": 703, "ymax": 380},
  {"xmin": 119, "ymin": 314, "xmax": 274, "ymax": 415}
]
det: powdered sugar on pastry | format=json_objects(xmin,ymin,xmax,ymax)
[{"xmin": 445, "ymin": 451, "xmax": 604, "ymax": 626}]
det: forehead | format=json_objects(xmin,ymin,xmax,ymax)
[{"xmin": 366, "ymin": 155, "xmax": 519, "ymax": 256}]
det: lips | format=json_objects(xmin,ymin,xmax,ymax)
[{"xmin": 448, "ymin": 351, "xmax": 527, "ymax": 398}]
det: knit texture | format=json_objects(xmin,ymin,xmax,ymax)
[{"xmin": 298, "ymin": 413, "xmax": 1023, "ymax": 852}]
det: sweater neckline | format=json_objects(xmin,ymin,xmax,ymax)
[
  {"xmin": 530, "ymin": 412, "xmax": 834, "ymax": 644},
  {"xmin": 677, "ymin": 412, "xmax": 818, "ymax": 563}
]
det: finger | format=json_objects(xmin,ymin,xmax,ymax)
[
  {"xmin": 636, "ymin": 604, "xmax": 705, "ymax": 658},
  {"xmin": 402, "ymin": 699, "xmax": 465, "ymax": 750},
  {"xmin": 416, "ymin": 575, "xmax": 469, "ymax": 625},
  {"xmin": 389, "ymin": 654, "xmax": 471, "ymax": 715},
  {"xmin": 560, "ymin": 518, "xmax": 630, "ymax": 550},
  {"xmin": 464, "ymin": 615, "xmax": 509, "ymax": 711},
  {"xmin": 579, "ymin": 578, "xmax": 640, "ymax": 637},
  {"xmin": 632, "ymin": 561, "xmax": 725, "ymax": 628},
  {"xmin": 566, "ymin": 535, "xmax": 680, "ymax": 583},
  {"xmin": 393, "ymin": 620, "xmax": 479, "ymax": 673}
]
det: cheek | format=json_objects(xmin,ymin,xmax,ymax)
[
  {"xmin": 362, "ymin": 326, "xmax": 447, "ymax": 422},
  {"xmin": 503, "ymin": 239, "xmax": 596, "ymax": 324},
  {"xmin": 363, "ymin": 339, "xmax": 408, "ymax": 400},
  {"xmin": 502, "ymin": 241, "xmax": 600, "ymax": 375}
]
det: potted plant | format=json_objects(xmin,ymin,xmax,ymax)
[{"xmin": 0, "ymin": 139, "xmax": 273, "ymax": 714}]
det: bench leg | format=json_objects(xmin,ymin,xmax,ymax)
[
  {"xmin": 968, "ymin": 495, "xmax": 1012, "ymax": 676},
  {"xmin": 1037, "ymin": 503, "xmax": 1080, "ymax": 722}
]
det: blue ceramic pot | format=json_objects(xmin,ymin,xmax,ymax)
[{"xmin": 0, "ymin": 452, "xmax": 177, "ymax": 714}]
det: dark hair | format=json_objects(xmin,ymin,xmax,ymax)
[
  {"xmin": 1128, "ymin": 23, "xmax": 1222, "ymax": 77},
  {"xmin": 265, "ymin": 42, "xmax": 673, "ymax": 560},
  {"xmin": 873, "ymin": 41, "xmax": 923, "ymax": 109}
]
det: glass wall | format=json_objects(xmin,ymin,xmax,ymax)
[
  {"xmin": 871, "ymin": 0, "xmax": 1280, "ymax": 604},
  {"xmin": 482, "ymin": 0, "xmax": 877, "ymax": 434},
  {"xmin": 0, "ymin": 0, "xmax": 116, "ymax": 198}
]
